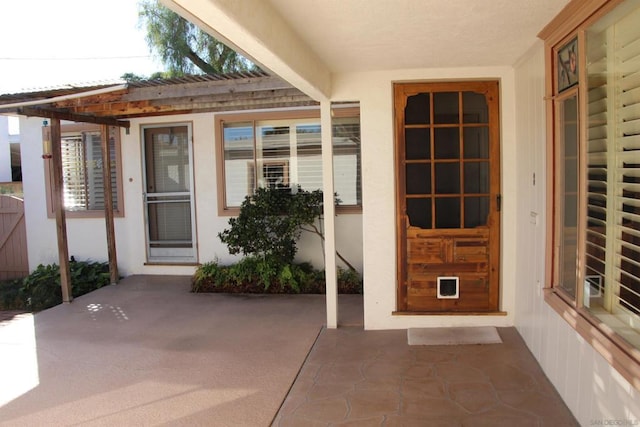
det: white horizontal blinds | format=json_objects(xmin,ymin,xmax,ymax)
[
  {"xmin": 59, "ymin": 128, "xmax": 118, "ymax": 212},
  {"xmin": 257, "ymin": 122, "xmax": 291, "ymax": 188},
  {"xmin": 585, "ymin": 27, "xmax": 609, "ymax": 303},
  {"xmin": 60, "ymin": 134, "xmax": 87, "ymax": 211},
  {"xmin": 223, "ymin": 122, "xmax": 253, "ymax": 207},
  {"xmin": 222, "ymin": 113, "xmax": 361, "ymax": 208},
  {"xmin": 145, "ymin": 126, "xmax": 191, "ymax": 245},
  {"xmin": 296, "ymin": 123, "xmax": 322, "ymax": 192},
  {"xmin": 615, "ymin": 7, "xmax": 640, "ymax": 317},
  {"xmin": 85, "ymin": 131, "xmax": 118, "ymax": 210},
  {"xmin": 333, "ymin": 116, "xmax": 361, "ymax": 206}
]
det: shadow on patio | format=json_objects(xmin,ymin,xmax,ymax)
[{"xmin": 0, "ymin": 275, "xmax": 576, "ymax": 426}]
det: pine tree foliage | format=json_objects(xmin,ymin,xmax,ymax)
[{"xmin": 138, "ymin": 0, "xmax": 256, "ymax": 76}]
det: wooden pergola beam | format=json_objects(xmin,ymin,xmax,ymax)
[
  {"xmin": 17, "ymin": 106, "xmax": 130, "ymax": 128},
  {"xmin": 65, "ymin": 92, "xmax": 316, "ymax": 117},
  {"xmin": 49, "ymin": 118, "xmax": 73, "ymax": 303},
  {"xmin": 101, "ymin": 125, "xmax": 119, "ymax": 285},
  {"xmin": 120, "ymin": 75, "xmax": 293, "ymax": 102}
]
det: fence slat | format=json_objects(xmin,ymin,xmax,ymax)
[{"xmin": 0, "ymin": 195, "xmax": 28, "ymax": 280}]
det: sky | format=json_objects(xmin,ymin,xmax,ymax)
[{"xmin": 0, "ymin": 0, "xmax": 162, "ymax": 95}]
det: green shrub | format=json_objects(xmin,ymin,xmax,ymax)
[
  {"xmin": 0, "ymin": 260, "xmax": 111, "ymax": 311},
  {"xmin": 218, "ymin": 187, "xmax": 324, "ymax": 265},
  {"xmin": 0, "ymin": 279, "xmax": 25, "ymax": 310},
  {"xmin": 22, "ymin": 264, "xmax": 62, "ymax": 311}
]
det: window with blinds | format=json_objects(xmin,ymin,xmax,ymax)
[
  {"xmin": 220, "ymin": 110, "xmax": 361, "ymax": 211},
  {"xmin": 57, "ymin": 127, "xmax": 120, "ymax": 213},
  {"xmin": 583, "ymin": 2, "xmax": 640, "ymax": 344}
]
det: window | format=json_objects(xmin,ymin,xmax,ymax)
[
  {"xmin": 44, "ymin": 124, "xmax": 123, "ymax": 218},
  {"xmin": 582, "ymin": 2, "xmax": 640, "ymax": 346},
  {"xmin": 545, "ymin": 0, "xmax": 640, "ymax": 351},
  {"xmin": 216, "ymin": 108, "xmax": 361, "ymax": 214}
]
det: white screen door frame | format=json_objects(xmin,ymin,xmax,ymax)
[{"xmin": 142, "ymin": 123, "xmax": 197, "ymax": 263}]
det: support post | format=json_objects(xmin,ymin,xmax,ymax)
[
  {"xmin": 101, "ymin": 125, "xmax": 119, "ymax": 284},
  {"xmin": 320, "ymin": 100, "xmax": 338, "ymax": 328},
  {"xmin": 50, "ymin": 119, "xmax": 72, "ymax": 303}
]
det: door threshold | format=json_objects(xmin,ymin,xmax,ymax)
[{"xmin": 392, "ymin": 311, "xmax": 508, "ymax": 316}]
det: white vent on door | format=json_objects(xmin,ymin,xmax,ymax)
[{"xmin": 437, "ymin": 277, "xmax": 459, "ymax": 299}]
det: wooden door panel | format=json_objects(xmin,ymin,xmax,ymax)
[
  {"xmin": 407, "ymin": 274, "xmax": 491, "ymax": 312},
  {"xmin": 407, "ymin": 239, "xmax": 446, "ymax": 263},
  {"xmin": 395, "ymin": 81, "xmax": 500, "ymax": 313}
]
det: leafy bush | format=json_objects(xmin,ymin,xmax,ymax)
[{"xmin": 0, "ymin": 260, "xmax": 111, "ymax": 311}]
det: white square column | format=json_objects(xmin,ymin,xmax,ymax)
[{"xmin": 321, "ymin": 100, "xmax": 338, "ymax": 328}]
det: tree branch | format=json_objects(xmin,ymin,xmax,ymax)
[
  {"xmin": 300, "ymin": 224, "xmax": 357, "ymax": 272},
  {"xmin": 186, "ymin": 49, "xmax": 219, "ymax": 74}
]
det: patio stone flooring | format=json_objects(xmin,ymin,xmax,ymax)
[
  {"xmin": 273, "ymin": 326, "xmax": 578, "ymax": 426},
  {"xmin": 0, "ymin": 275, "xmax": 577, "ymax": 426}
]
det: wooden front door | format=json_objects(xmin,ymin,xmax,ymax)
[{"xmin": 395, "ymin": 81, "xmax": 501, "ymax": 312}]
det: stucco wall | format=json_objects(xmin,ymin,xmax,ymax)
[
  {"xmin": 19, "ymin": 112, "xmax": 363, "ymax": 277},
  {"xmin": 514, "ymin": 40, "xmax": 640, "ymax": 424},
  {"xmin": 331, "ymin": 66, "xmax": 517, "ymax": 330}
]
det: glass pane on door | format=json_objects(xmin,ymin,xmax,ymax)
[
  {"xmin": 401, "ymin": 88, "xmax": 493, "ymax": 231},
  {"xmin": 143, "ymin": 125, "xmax": 195, "ymax": 261}
]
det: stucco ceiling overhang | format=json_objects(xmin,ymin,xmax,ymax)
[{"xmin": 162, "ymin": 0, "xmax": 570, "ymax": 100}]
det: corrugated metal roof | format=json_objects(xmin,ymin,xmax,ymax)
[
  {"xmin": 126, "ymin": 70, "xmax": 270, "ymax": 88},
  {"xmin": 0, "ymin": 70, "xmax": 271, "ymax": 102}
]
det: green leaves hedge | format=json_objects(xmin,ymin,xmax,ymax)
[
  {"xmin": 0, "ymin": 260, "xmax": 111, "ymax": 311},
  {"xmin": 192, "ymin": 257, "xmax": 362, "ymax": 294}
]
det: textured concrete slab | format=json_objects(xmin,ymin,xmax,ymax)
[
  {"xmin": 274, "ymin": 327, "xmax": 577, "ymax": 425},
  {"xmin": 0, "ymin": 275, "xmax": 363, "ymax": 426},
  {"xmin": 408, "ymin": 326, "xmax": 502, "ymax": 346}
]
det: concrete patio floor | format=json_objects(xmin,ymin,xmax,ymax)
[{"xmin": 0, "ymin": 275, "xmax": 576, "ymax": 426}]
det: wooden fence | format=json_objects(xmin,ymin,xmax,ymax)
[{"xmin": 0, "ymin": 195, "xmax": 28, "ymax": 280}]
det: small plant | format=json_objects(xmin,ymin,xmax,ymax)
[
  {"xmin": 192, "ymin": 260, "xmax": 230, "ymax": 292},
  {"xmin": 338, "ymin": 267, "xmax": 363, "ymax": 294}
]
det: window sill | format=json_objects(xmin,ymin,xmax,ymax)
[
  {"xmin": 47, "ymin": 210, "xmax": 124, "ymax": 219},
  {"xmin": 144, "ymin": 262, "xmax": 200, "ymax": 266},
  {"xmin": 544, "ymin": 288, "xmax": 640, "ymax": 390}
]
